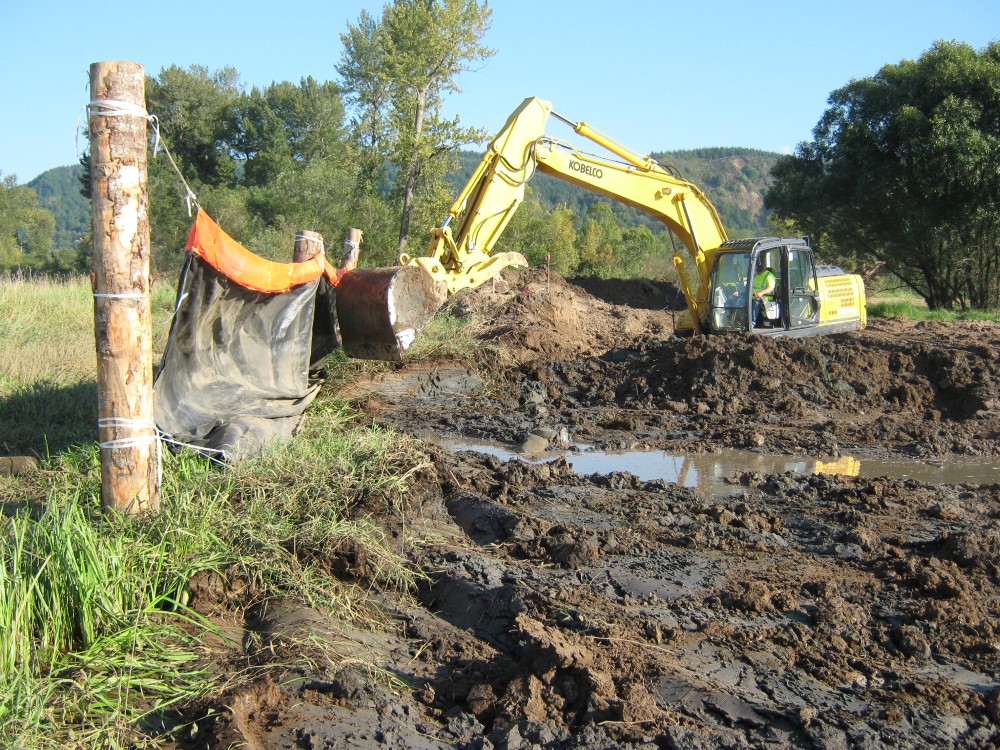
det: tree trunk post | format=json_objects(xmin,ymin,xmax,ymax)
[
  {"xmin": 293, "ymin": 229, "xmax": 324, "ymax": 263},
  {"xmin": 343, "ymin": 227, "xmax": 362, "ymax": 269},
  {"xmin": 89, "ymin": 61, "xmax": 159, "ymax": 515}
]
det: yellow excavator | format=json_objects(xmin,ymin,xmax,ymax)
[{"xmin": 337, "ymin": 97, "xmax": 866, "ymax": 359}]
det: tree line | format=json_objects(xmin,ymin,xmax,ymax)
[
  {"xmin": 1, "ymin": 10, "xmax": 997, "ymax": 310},
  {"xmin": 767, "ymin": 40, "xmax": 1000, "ymax": 310}
]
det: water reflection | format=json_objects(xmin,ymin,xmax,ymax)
[{"xmin": 442, "ymin": 440, "xmax": 1000, "ymax": 496}]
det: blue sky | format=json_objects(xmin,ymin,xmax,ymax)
[{"xmin": 2, "ymin": 0, "xmax": 997, "ymax": 184}]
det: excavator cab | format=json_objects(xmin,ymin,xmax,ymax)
[
  {"xmin": 710, "ymin": 251, "xmax": 753, "ymax": 331},
  {"xmin": 707, "ymin": 238, "xmax": 825, "ymax": 335}
]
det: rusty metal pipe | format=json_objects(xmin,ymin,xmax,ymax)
[{"xmin": 335, "ymin": 265, "xmax": 447, "ymax": 362}]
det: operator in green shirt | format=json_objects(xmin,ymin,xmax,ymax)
[{"xmin": 752, "ymin": 257, "xmax": 776, "ymax": 327}]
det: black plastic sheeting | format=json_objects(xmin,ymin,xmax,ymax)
[{"xmin": 154, "ymin": 253, "xmax": 340, "ymax": 461}]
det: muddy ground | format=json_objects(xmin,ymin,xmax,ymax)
[{"xmin": 182, "ymin": 270, "xmax": 1000, "ymax": 749}]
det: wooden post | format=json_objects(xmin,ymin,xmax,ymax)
[
  {"xmin": 342, "ymin": 227, "xmax": 361, "ymax": 270},
  {"xmin": 89, "ymin": 61, "xmax": 159, "ymax": 515},
  {"xmin": 293, "ymin": 229, "xmax": 324, "ymax": 263}
]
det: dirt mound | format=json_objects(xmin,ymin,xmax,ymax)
[
  {"xmin": 375, "ymin": 274, "xmax": 1000, "ymax": 461},
  {"xmin": 515, "ymin": 321, "xmax": 1000, "ymax": 457},
  {"xmin": 448, "ymin": 269, "xmax": 674, "ymax": 362},
  {"xmin": 450, "ymin": 271, "xmax": 1000, "ymax": 456}
]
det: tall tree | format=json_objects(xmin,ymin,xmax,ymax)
[
  {"xmin": 146, "ymin": 65, "xmax": 243, "ymax": 186},
  {"xmin": 142, "ymin": 67, "xmax": 356, "ymax": 268},
  {"xmin": 233, "ymin": 77, "xmax": 357, "ymax": 242},
  {"xmin": 577, "ymin": 202, "xmax": 622, "ymax": 277},
  {"xmin": 338, "ymin": 10, "xmax": 394, "ymax": 196},
  {"xmin": 233, "ymin": 77, "xmax": 349, "ymax": 188},
  {"xmin": 494, "ymin": 191, "xmax": 579, "ymax": 275},
  {"xmin": 0, "ymin": 173, "xmax": 55, "ymax": 270},
  {"xmin": 766, "ymin": 41, "xmax": 1000, "ymax": 310},
  {"xmin": 338, "ymin": 0, "xmax": 495, "ymax": 256}
]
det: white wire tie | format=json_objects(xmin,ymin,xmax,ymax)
[
  {"xmin": 156, "ymin": 433, "xmax": 227, "ymax": 465},
  {"xmin": 97, "ymin": 418, "xmax": 164, "ymax": 484},
  {"xmin": 78, "ymin": 100, "xmax": 199, "ymax": 217},
  {"xmin": 97, "ymin": 418, "xmax": 158, "ymax": 450},
  {"xmin": 148, "ymin": 113, "xmax": 162, "ymax": 157},
  {"xmin": 93, "ymin": 292, "xmax": 147, "ymax": 300},
  {"xmin": 88, "ymin": 99, "xmax": 151, "ymax": 120},
  {"xmin": 295, "ymin": 234, "xmax": 326, "ymax": 258}
]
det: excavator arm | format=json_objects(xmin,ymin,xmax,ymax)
[
  {"xmin": 399, "ymin": 97, "xmax": 548, "ymax": 293},
  {"xmin": 402, "ymin": 97, "xmax": 729, "ymax": 328}
]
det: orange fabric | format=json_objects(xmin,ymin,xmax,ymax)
[
  {"xmin": 324, "ymin": 257, "xmax": 352, "ymax": 286},
  {"xmin": 185, "ymin": 209, "xmax": 338, "ymax": 292}
]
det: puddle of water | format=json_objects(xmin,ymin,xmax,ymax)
[{"xmin": 442, "ymin": 440, "xmax": 1000, "ymax": 496}]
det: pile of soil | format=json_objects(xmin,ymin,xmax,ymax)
[
  {"xmin": 179, "ymin": 269, "xmax": 1000, "ymax": 749},
  {"xmin": 447, "ymin": 270, "xmax": 677, "ymax": 363}
]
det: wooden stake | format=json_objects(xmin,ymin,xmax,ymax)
[
  {"xmin": 89, "ymin": 61, "xmax": 159, "ymax": 515},
  {"xmin": 342, "ymin": 227, "xmax": 362, "ymax": 269},
  {"xmin": 293, "ymin": 229, "xmax": 324, "ymax": 263}
]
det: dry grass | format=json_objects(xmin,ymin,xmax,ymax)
[
  {"xmin": 0, "ymin": 274, "xmax": 98, "ymax": 385},
  {"xmin": 0, "ymin": 274, "xmax": 177, "ymax": 455},
  {"xmin": 0, "ymin": 273, "xmax": 177, "ymax": 386}
]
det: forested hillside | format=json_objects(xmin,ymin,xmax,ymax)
[
  {"xmin": 653, "ymin": 148, "xmax": 779, "ymax": 235},
  {"xmin": 30, "ymin": 148, "xmax": 780, "ymax": 268},
  {"xmin": 28, "ymin": 165, "xmax": 88, "ymax": 251}
]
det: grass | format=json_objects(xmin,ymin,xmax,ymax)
[
  {"xmin": 0, "ymin": 273, "xmax": 178, "ymax": 455},
  {"xmin": 0, "ymin": 273, "xmax": 431, "ymax": 748},
  {"xmin": 865, "ymin": 275, "xmax": 1000, "ymax": 322},
  {"xmin": 406, "ymin": 311, "xmax": 491, "ymax": 360},
  {"xmin": 0, "ymin": 416, "xmax": 426, "ymax": 747},
  {"xmin": 867, "ymin": 299, "xmax": 1000, "ymax": 322},
  {"xmin": 0, "ymin": 463, "xmax": 222, "ymax": 748},
  {"xmin": 0, "ymin": 273, "xmax": 178, "ymax": 385}
]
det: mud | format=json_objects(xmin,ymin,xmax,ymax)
[{"xmin": 181, "ymin": 270, "xmax": 1000, "ymax": 749}]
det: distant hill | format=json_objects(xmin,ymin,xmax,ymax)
[
  {"xmin": 651, "ymin": 148, "xmax": 780, "ymax": 235},
  {"xmin": 449, "ymin": 147, "xmax": 783, "ymax": 237},
  {"xmin": 28, "ymin": 165, "xmax": 89, "ymax": 251},
  {"xmin": 35, "ymin": 149, "xmax": 783, "ymax": 256}
]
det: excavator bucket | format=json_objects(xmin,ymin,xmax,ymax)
[{"xmin": 335, "ymin": 265, "xmax": 448, "ymax": 362}]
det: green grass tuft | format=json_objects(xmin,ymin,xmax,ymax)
[{"xmin": 0, "ymin": 404, "xmax": 425, "ymax": 747}]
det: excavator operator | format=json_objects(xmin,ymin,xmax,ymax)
[{"xmin": 752, "ymin": 257, "xmax": 776, "ymax": 327}]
